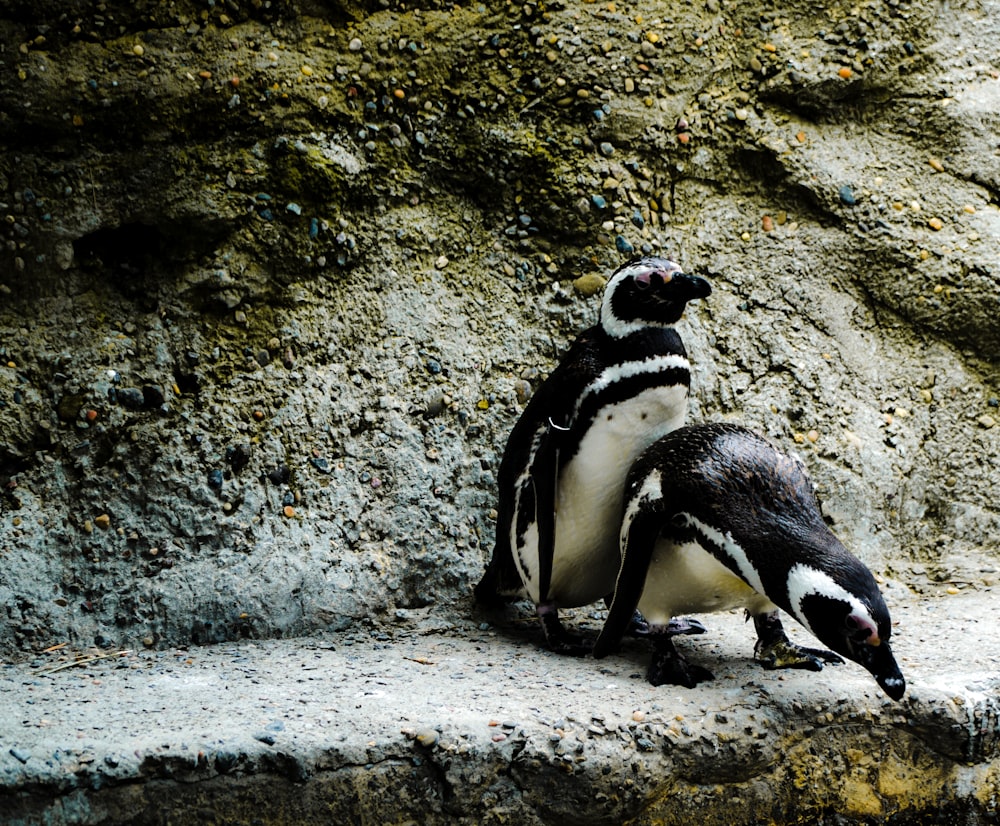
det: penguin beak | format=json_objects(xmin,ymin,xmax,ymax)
[
  {"xmin": 674, "ymin": 272, "xmax": 712, "ymax": 300},
  {"xmin": 854, "ymin": 639, "xmax": 906, "ymax": 701}
]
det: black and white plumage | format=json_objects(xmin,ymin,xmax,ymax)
[
  {"xmin": 593, "ymin": 423, "xmax": 906, "ymax": 701},
  {"xmin": 474, "ymin": 257, "xmax": 711, "ymax": 653}
]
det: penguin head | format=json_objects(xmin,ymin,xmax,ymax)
[
  {"xmin": 789, "ymin": 564, "xmax": 906, "ymax": 700},
  {"xmin": 600, "ymin": 257, "xmax": 711, "ymax": 339}
]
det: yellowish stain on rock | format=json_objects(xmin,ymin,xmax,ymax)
[{"xmin": 842, "ymin": 777, "xmax": 883, "ymax": 817}]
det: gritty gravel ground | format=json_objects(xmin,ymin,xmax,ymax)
[{"xmin": 2, "ymin": 586, "xmax": 999, "ymax": 825}]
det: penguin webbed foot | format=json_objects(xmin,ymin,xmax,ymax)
[
  {"xmin": 752, "ymin": 610, "xmax": 843, "ymax": 672},
  {"xmin": 647, "ymin": 636, "xmax": 714, "ymax": 688},
  {"xmin": 755, "ymin": 637, "xmax": 844, "ymax": 671},
  {"xmin": 537, "ymin": 604, "xmax": 593, "ymax": 657}
]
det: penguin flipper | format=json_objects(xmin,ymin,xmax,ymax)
[
  {"xmin": 522, "ymin": 419, "xmax": 563, "ymax": 605},
  {"xmin": 593, "ymin": 507, "xmax": 662, "ymax": 659}
]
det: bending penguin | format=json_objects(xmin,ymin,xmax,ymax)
[
  {"xmin": 474, "ymin": 257, "xmax": 711, "ymax": 653},
  {"xmin": 593, "ymin": 422, "xmax": 906, "ymax": 701}
]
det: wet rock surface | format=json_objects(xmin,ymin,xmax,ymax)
[{"xmin": 1, "ymin": 0, "xmax": 999, "ymax": 821}]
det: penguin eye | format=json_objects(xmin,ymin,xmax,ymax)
[
  {"xmin": 634, "ymin": 272, "xmax": 652, "ymax": 290},
  {"xmin": 845, "ymin": 614, "xmax": 874, "ymax": 642}
]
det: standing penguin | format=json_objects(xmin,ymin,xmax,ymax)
[
  {"xmin": 474, "ymin": 257, "xmax": 711, "ymax": 653},
  {"xmin": 593, "ymin": 422, "xmax": 905, "ymax": 700}
]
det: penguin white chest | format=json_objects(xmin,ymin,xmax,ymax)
[
  {"xmin": 547, "ymin": 384, "xmax": 688, "ymax": 606},
  {"xmin": 637, "ymin": 540, "xmax": 777, "ymax": 625}
]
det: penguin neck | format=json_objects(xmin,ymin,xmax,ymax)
[
  {"xmin": 594, "ymin": 323, "xmax": 685, "ymax": 359},
  {"xmin": 600, "ymin": 309, "xmax": 679, "ymax": 340},
  {"xmin": 783, "ymin": 554, "xmax": 878, "ymax": 631}
]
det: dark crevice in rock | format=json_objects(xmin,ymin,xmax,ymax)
[{"xmin": 0, "ymin": 451, "xmax": 31, "ymax": 489}]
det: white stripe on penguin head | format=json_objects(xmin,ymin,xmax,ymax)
[{"xmin": 785, "ymin": 563, "xmax": 872, "ymax": 634}]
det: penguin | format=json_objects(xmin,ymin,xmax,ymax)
[
  {"xmin": 474, "ymin": 257, "xmax": 712, "ymax": 654},
  {"xmin": 592, "ymin": 422, "xmax": 905, "ymax": 701}
]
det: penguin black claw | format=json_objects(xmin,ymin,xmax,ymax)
[
  {"xmin": 626, "ymin": 612, "xmax": 707, "ymax": 639},
  {"xmin": 595, "ymin": 423, "xmax": 907, "ymax": 700},
  {"xmin": 666, "ymin": 617, "xmax": 708, "ymax": 637},
  {"xmin": 476, "ymin": 258, "xmax": 711, "ymax": 653}
]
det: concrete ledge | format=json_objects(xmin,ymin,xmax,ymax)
[{"xmin": 2, "ymin": 590, "xmax": 998, "ymax": 825}]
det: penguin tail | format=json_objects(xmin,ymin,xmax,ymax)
[
  {"xmin": 473, "ymin": 543, "xmax": 523, "ymax": 606},
  {"xmin": 593, "ymin": 508, "xmax": 661, "ymax": 658},
  {"xmin": 473, "ymin": 559, "xmax": 501, "ymax": 605}
]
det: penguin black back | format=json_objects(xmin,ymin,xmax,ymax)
[{"xmin": 653, "ymin": 425, "xmax": 847, "ymax": 594}]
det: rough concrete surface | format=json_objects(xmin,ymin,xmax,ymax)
[
  {"xmin": 1, "ymin": 0, "xmax": 999, "ymax": 821},
  {"xmin": 3, "ymin": 588, "xmax": 1000, "ymax": 825}
]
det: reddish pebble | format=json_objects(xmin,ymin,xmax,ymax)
[
  {"xmin": 762, "ymin": 214, "xmax": 774, "ymax": 232},
  {"xmin": 677, "ymin": 131, "xmax": 691, "ymax": 144},
  {"xmin": 198, "ymin": 70, "xmax": 212, "ymax": 79},
  {"xmin": 838, "ymin": 67, "xmax": 852, "ymax": 79},
  {"xmin": 283, "ymin": 505, "xmax": 295, "ymax": 518},
  {"xmin": 85, "ymin": 409, "xmax": 98, "ymax": 422},
  {"xmin": 252, "ymin": 410, "xmax": 264, "ymax": 421},
  {"xmin": 491, "ymin": 733, "xmax": 507, "ymax": 742},
  {"xmin": 230, "ymin": 76, "xmax": 240, "ymax": 88}
]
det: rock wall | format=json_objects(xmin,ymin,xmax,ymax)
[{"xmin": 1, "ymin": 0, "xmax": 999, "ymax": 657}]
